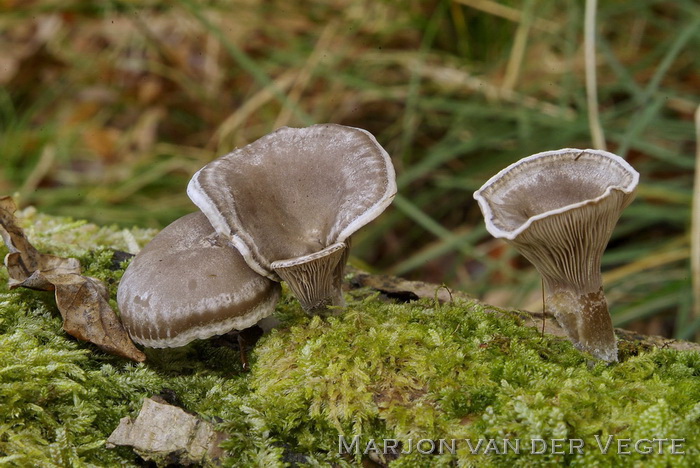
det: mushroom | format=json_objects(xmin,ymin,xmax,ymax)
[
  {"xmin": 187, "ymin": 124, "xmax": 396, "ymax": 315},
  {"xmin": 117, "ymin": 212, "xmax": 281, "ymax": 348},
  {"xmin": 473, "ymin": 148, "xmax": 639, "ymax": 361}
]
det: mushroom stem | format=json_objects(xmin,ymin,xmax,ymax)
[
  {"xmin": 271, "ymin": 241, "xmax": 348, "ymax": 315},
  {"xmin": 545, "ymin": 283, "xmax": 617, "ymax": 362}
]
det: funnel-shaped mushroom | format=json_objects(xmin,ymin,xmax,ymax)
[
  {"xmin": 474, "ymin": 148, "xmax": 639, "ymax": 361},
  {"xmin": 117, "ymin": 212, "xmax": 281, "ymax": 348},
  {"xmin": 187, "ymin": 124, "xmax": 396, "ymax": 315}
]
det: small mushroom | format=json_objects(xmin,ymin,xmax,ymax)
[
  {"xmin": 117, "ymin": 212, "xmax": 281, "ymax": 348},
  {"xmin": 187, "ymin": 124, "xmax": 396, "ymax": 315},
  {"xmin": 473, "ymin": 148, "xmax": 639, "ymax": 361}
]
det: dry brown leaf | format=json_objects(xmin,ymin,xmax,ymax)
[
  {"xmin": 0, "ymin": 196, "xmax": 44, "ymax": 274},
  {"xmin": 106, "ymin": 396, "xmax": 228, "ymax": 466},
  {"xmin": 0, "ymin": 196, "xmax": 146, "ymax": 362}
]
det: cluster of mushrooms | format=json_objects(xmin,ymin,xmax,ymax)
[
  {"xmin": 117, "ymin": 126, "xmax": 639, "ymax": 362},
  {"xmin": 117, "ymin": 124, "xmax": 397, "ymax": 348}
]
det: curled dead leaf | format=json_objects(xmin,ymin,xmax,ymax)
[{"xmin": 0, "ymin": 196, "xmax": 145, "ymax": 362}]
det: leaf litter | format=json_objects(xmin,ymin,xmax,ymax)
[{"xmin": 0, "ymin": 196, "xmax": 145, "ymax": 362}]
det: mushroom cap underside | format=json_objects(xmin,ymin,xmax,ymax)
[
  {"xmin": 187, "ymin": 124, "xmax": 397, "ymax": 279},
  {"xmin": 507, "ymin": 190, "xmax": 629, "ymax": 291},
  {"xmin": 117, "ymin": 212, "xmax": 280, "ymax": 348},
  {"xmin": 473, "ymin": 148, "xmax": 639, "ymax": 240}
]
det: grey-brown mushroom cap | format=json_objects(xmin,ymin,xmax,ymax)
[
  {"xmin": 116, "ymin": 212, "xmax": 281, "ymax": 348},
  {"xmin": 187, "ymin": 124, "xmax": 397, "ymax": 280},
  {"xmin": 473, "ymin": 148, "xmax": 639, "ymax": 242}
]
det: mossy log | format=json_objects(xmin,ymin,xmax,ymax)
[
  {"xmin": 348, "ymin": 268, "xmax": 700, "ymax": 354},
  {"xmin": 0, "ymin": 210, "xmax": 699, "ymax": 467}
]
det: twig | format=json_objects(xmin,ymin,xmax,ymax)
[
  {"xmin": 602, "ymin": 247, "xmax": 689, "ymax": 285},
  {"xmin": 541, "ymin": 278, "xmax": 546, "ymax": 338},
  {"xmin": 364, "ymin": 53, "xmax": 575, "ymax": 120},
  {"xmin": 208, "ymin": 71, "xmax": 297, "ymax": 149},
  {"xmin": 453, "ymin": 0, "xmax": 558, "ymax": 33},
  {"xmin": 502, "ymin": 0, "xmax": 535, "ymax": 92},
  {"xmin": 692, "ymin": 105, "xmax": 700, "ymax": 338},
  {"xmin": 19, "ymin": 146, "xmax": 56, "ymax": 203},
  {"xmin": 273, "ymin": 21, "xmax": 337, "ymax": 128},
  {"xmin": 584, "ymin": 0, "xmax": 606, "ymax": 150}
]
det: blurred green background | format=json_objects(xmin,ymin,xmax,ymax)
[{"xmin": 1, "ymin": 0, "xmax": 698, "ymax": 340}]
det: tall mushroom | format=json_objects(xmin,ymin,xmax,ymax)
[
  {"xmin": 473, "ymin": 148, "xmax": 639, "ymax": 361},
  {"xmin": 187, "ymin": 124, "xmax": 396, "ymax": 315},
  {"xmin": 117, "ymin": 212, "xmax": 281, "ymax": 348}
]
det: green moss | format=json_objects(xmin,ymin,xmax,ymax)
[
  {"xmin": 1, "ymin": 211, "xmax": 699, "ymax": 466},
  {"xmin": 251, "ymin": 299, "xmax": 700, "ymax": 467}
]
